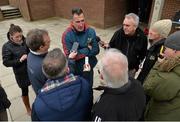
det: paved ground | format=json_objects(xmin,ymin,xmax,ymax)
[{"xmin": 0, "ymin": 17, "xmax": 118, "ymax": 121}]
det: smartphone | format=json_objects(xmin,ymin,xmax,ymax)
[
  {"xmin": 85, "ymin": 56, "xmax": 89, "ymax": 65},
  {"xmin": 70, "ymin": 42, "xmax": 79, "ymax": 52}
]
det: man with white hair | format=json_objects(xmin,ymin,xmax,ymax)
[
  {"xmin": 103, "ymin": 13, "xmax": 147, "ymax": 77},
  {"xmin": 92, "ymin": 48, "xmax": 146, "ymax": 121}
]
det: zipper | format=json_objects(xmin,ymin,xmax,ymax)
[{"xmin": 126, "ymin": 39, "xmax": 129, "ymax": 56}]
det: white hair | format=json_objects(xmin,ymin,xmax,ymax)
[
  {"xmin": 125, "ymin": 13, "xmax": 139, "ymax": 28},
  {"xmin": 98, "ymin": 48, "xmax": 129, "ymax": 88}
]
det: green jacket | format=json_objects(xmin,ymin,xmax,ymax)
[{"xmin": 143, "ymin": 56, "xmax": 180, "ymax": 120}]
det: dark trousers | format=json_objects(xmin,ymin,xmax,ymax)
[
  {"xmin": 85, "ymin": 69, "xmax": 94, "ymax": 88},
  {"xmin": 0, "ymin": 110, "xmax": 8, "ymax": 121}
]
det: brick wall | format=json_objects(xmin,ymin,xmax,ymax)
[
  {"xmin": 162, "ymin": 0, "xmax": 180, "ymax": 33},
  {"xmin": 14, "ymin": 0, "xmax": 54, "ymax": 21},
  {"xmin": 54, "ymin": 0, "xmax": 105, "ymax": 28},
  {"xmin": 104, "ymin": 0, "xmax": 127, "ymax": 28},
  {"xmin": 161, "ymin": 0, "xmax": 180, "ymax": 20},
  {"xmin": 28, "ymin": 0, "xmax": 55, "ymax": 21},
  {"xmin": 19, "ymin": 0, "xmax": 31, "ymax": 21},
  {"xmin": 149, "ymin": 0, "xmax": 180, "ymax": 33},
  {"xmin": 150, "ymin": 0, "xmax": 180, "ymax": 22},
  {"xmin": 0, "ymin": 0, "xmax": 9, "ymax": 6},
  {"xmin": 9, "ymin": 0, "xmax": 19, "ymax": 7},
  {"xmin": 54, "ymin": 0, "xmax": 127, "ymax": 28},
  {"xmin": 10, "ymin": 0, "xmax": 180, "ymax": 29}
]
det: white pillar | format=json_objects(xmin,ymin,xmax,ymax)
[{"xmin": 150, "ymin": 0, "xmax": 165, "ymax": 27}]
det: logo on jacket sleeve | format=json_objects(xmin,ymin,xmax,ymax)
[
  {"xmin": 149, "ymin": 55, "xmax": 155, "ymax": 60},
  {"xmin": 94, "ymin": 116, "xmax": 102, "ymax": 122}
]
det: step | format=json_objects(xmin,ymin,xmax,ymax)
[
  {"xmin": 1, "ymin": 9, "xmax": 20, "ymax": 14},
  {"xmin": 3, "ymin": 14, "xmax": 22, "ymax": 19},
  {"xmin": 0, "ymin": 5, "xmax": 22, "ymax": 20},
  {"xmin": 3, "ymin": 13, "xmax": 21, "ymax": 17},
  {"xmin": 0, "ymin": 5, "xmax": 17, "ymax": 11}
]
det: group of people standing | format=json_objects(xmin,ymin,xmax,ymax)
[{"xmin": 0, "ymin": 7, "xmax": 180, "ymax": 121}]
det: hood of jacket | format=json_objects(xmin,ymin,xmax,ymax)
[
  {"xmin": 33, "ymin": 74, "xmax": 92, "ymax": 120},
  {"xmin": 35, "ymin": 75, "xmax": 88, "ymax": 112},
  {"xmin": 155, "ymin": 56, "xmax": 180, "ymax": 73},
  {"xmin": 7, "ymin": 32, "xmax": 26, "ymax": 45}
]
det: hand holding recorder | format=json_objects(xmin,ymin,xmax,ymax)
[{"xmin": 83, "ymin": 57, "xmax": 91, "ymax": 71}]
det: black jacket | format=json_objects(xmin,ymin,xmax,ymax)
[
  {"xmin": 2, "ymin": 33, "xmax": 30, "ymax": 88},
  {"xmin": 92, "ymin": 78, "xmax": 146, "ymax": 121},
  {"xmin": 109, "ymin": 27, "xmax": 147, "ymax": 70},
  {"xmin": 0, "ymin": 84, "xmax": 11, "ymax": 112},
  {"xmin": 137, "ymin": 39, "xmax": 165, "ymax": 83}
]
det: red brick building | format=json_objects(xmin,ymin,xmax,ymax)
[{"xmin": 1, "ymin": 0, "xmax": 180, "ymax": 28}]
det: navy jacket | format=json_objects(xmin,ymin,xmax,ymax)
[
  {"xmin": 62, "ymin": 24, "xmax": 99, "ymax": 76},
  {"xmin": 27, "ymin": 52, "xmax": 47, "ymax": 94},
  {"xmin": 31, "ymin": 74, "xmax": 92, "ymax": 121}
]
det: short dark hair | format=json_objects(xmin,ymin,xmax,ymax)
[
  {"xmin": 8, "ymin": 24, "xmax": 22, "ymax": 36},
  {"xmin": 42, "ymin": 48, "xmax": 67, "ymax": 79},
  {"xmin": 72, "ymin": 7, "xmax": 83, "ymax": 15},
  {"xmin": 26, "ymin": 29, "xmax": 48, "ymax": 51}
]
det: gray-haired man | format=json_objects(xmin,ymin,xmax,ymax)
[
  {"xmin": 92, "ymin": 48, "xmax": 146, "ymax": 121},
  {"xmin": 103, "ymin": 13, "xmax": 148, "ymax": 77}
]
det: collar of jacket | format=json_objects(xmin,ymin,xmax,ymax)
[
  {"xmin": 46, "ymin": 73, "xmax": 73, "ymax": 82},
  {"xmin": 94, "ymin": 79, "xmax": 132, "ymax": 94},
  {"xmin": 155, "ymin": 56, "xmax": 180, "ymax": 72},
  {"xmin": 9, "ymin": 39, "xmax": 24, "ymax": 46},
  {"xmin": 70, "ymin": 22, "xmax": 89, "ymax": 34},
  {"xmin": 30, "ymin": 49, "xmax": 47, "ymax": 57},
  {"xmin": 149, "ymin": 38, "xmax": 165, "ymax": 51},
  {"xmin": 41, "ymin": 74, "xmax": 76, "ymax": 93}
]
